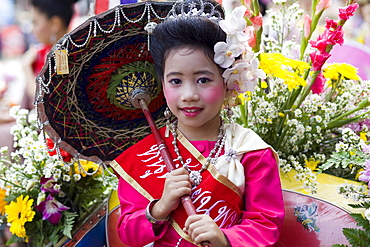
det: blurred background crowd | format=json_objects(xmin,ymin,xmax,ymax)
[{"xmin": 0, "ymin": 0, "xmax": 370, "ymax": 244}]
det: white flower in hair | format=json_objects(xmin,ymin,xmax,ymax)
[
  {"xmin": 214, "ymin": 41, "xmax": 243, "ymax": 68},
  {"xmin": 222, "ymin": 62, "xmax": 252, "ymax": 93},
  {"xmin": 219, "ymin": 5, "xmax": 249, "ymax": 45},
  {"xmin": 214, "ymin": 5, "xmax": 266, "ymax": 94}
]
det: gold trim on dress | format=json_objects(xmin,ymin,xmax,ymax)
[{"xmin": 110, "ymin": 160, "xmax": 153, "ymax": 201}]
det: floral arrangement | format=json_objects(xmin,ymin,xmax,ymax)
[
  {"xmin": 219, "ymin": 0, "xmax": 370, "ymax": 245},
  {"xmin": 0, "ymin": 106, "xmax": 117, "ymax": 246}
]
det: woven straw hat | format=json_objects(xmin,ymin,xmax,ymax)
[{"xmin": 36, "ymin": 1, "xmax": 175, "ymax": 164}]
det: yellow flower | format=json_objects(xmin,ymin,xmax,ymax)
[
  {"xmin": 0, "ymin": 189, "xmax": 7, "ymax": 215},
  {"xmin": 260, "ymin": 81, "xmax": 268, "ymax": 89},
  {"xmin": 360, "ymin": 132, "xmax": 367, "ymax": 142},
  {"xmin": 323, "ymin": 63, "xmax": 361, "ymax": 81},
  {"xmin": 259, "ymin": 53, "xmax": 309, "ymax": 91},
  {"xmin": 305, "ymin": 159, "xmax": 320, "ymax": 171},
  {"xmin": 238, "ymin": 92, "xmax": 251, "ymax": 104},
  {"xmin": 259, "ymin": 53, "xmax": 283, "ymax": 75},
  {"xmin": 72, "ymin": 160, "xmax": 102, "ymax": 177},
  {"xmin": 4, "ymin": 195, "xmax": 35, "ymax": 238},
  {"xmin": 356, "ymin": 168, "xmax": 364, "ymax": 180},
  {"xmin": 278, "ymin": 112, "xmax": 285, "ymax": 117}
]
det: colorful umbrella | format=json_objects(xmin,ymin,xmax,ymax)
[{"xmin": 36, "ymin": 1, "xmax": 175, "ymax": 164}]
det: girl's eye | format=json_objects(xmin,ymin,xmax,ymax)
[
  {"xmin": 169, "ymin": 79, "xmax": 182, "ymax": 85},
  {"xmin": 197, "ymin": 78, "xmax": 211, "ymax": 84}
]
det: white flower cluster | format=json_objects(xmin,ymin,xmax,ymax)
[
  {"xmin": 0, "ymin": 106, "xmax": 74, "ymax": 198},
  {"xmin": 337, "ymin": 183, "xmax": 368, "ymax": 202},
  {"xmin": 244, "ymin": 77, "xmax": 369, "ymax": 193},
  {"xmin": 264, "ymin": 1, "xmax": 304, "ymax": 58},
  {"xmin": 213, "ymin": 6, "xmax": 266, "ymax": 95},
  {"xmin": 335, "ymin": 128, "xmax": 362, "ymax": 152}
]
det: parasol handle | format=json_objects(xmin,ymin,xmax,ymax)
[{"xmin": 137, "ymin": 98, "xmax": 210, "ymax": 247}]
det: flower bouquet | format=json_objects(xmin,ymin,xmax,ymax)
[
  {"xmin": 225, "ymin": 0, "xmax": 370, "ymax": 244},
  {"xmin": 0, "ymin": 106, "xmax": 117, "ymax": 246},
  {"xmin": 229, "ymin": 0, "xmax": 369, "ymax": 192}
]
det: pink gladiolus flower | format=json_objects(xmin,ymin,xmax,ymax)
[
  {"xmin": 325, "ymin": 18, "xmax": 338, "ymax": 30},
  {"xmin": 243, "ymin": 0, "xmax": 252, "ymax": 7},
  {"xmin": 326, "ymin": 26, "xmax": 344, "ymax": 46},
  {"xmin": 250, "ymin": 13, "xmax": 263, "ymax": 31},
  {"xmin": 304, "ymin": 15, "xmax": 312, "ymax": 38},
  {"xmin": 244, "ymin": 8, "xmax": 253, "ymax": 19},
  {"xmin": 310, "ymin": 51, "xmax": 331, "ymax": 71},
  {"xmin": 244, "ymin": 26, "xmax": 256, "ymax": 48},
  {"xmin": 338, "ymin": 3, "xmax": 359, "ymax": 21},
  {"xmin": 36, "ymin": 195, "xmax": 69, "ymax": 225},
  {"xmin": 311, "ymin": 72, "xmax": 326, "ymax": 94},
  {"xmin": 310, "ymin": 19, "xmax": 344, "ymax": 52},
  {"xmin": 40, "ymin": 177, "xmax": 60, "ymax": 194},
  {"xmin": 315, "ymin": 0, "xmax": 332, "ymax": 14},
  {"xmin": 310, "ymin": 34, "xmax": 328, "ymax": 53}
]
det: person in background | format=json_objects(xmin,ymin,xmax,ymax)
[{"xmin": 21, "ymin": 0, "xmax": 78, "ymax": 110}]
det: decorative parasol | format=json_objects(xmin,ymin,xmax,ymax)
[{"xmin": 36, "ymin": 1, "xmax": 176, "ymax": 165}]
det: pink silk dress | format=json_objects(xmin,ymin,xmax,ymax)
[{"xmin": 116, "ymin": 140, "xmax": 284, "ymax": 247}]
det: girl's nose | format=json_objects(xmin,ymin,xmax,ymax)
[{"xmin": 180, "ymin": 83, "xmax": 200, "ymax": 102}]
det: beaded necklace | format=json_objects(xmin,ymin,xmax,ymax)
[{"xmin": 170, "ymin": 120, "xmax": 226, "ymax": 187}]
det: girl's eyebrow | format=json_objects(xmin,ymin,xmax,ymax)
[
  {"xmin": 194, "ymin": 70, "xmax": 215, "ymax": 76},
  {"xmin": 166, "ymin": 70, "xmax": 214, "ymax": 77}
]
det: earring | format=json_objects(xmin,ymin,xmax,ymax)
[
  {"xmin": 164, "ymin": 107, "xmax": 172, "ymax": 138},
  {"xmin": 223, "ymin": 98, "xmax": 235, "ymax": 123}
]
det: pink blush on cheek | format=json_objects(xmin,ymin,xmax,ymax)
[{"xmin": 202, "ymin": 85, "xmax": 226, "ymax": 105}]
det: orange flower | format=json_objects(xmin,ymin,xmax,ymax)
[{"xmin": 0, "ymin": 189, "xmax": 7, "ymax": 215}]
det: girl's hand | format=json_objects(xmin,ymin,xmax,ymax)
[
  {"xmin": 184, "ymin": 215, "xmax": 231, "ymax": 247},
  {"xmin": 151, "ymin": 167, "xmax": 192, "ymax": 220}
]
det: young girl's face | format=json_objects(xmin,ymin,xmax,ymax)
[
  {"xmin": 30, "ymin": 6, "xmax": 53, "ymax": 45},
  {"xmin": 162, "ymin": 47, "xmax": 226, "ymax": 139}
]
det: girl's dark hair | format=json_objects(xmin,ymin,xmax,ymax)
[
  {"xmin": 150, "ymin": 0, "xmax": 226, "ymax": 81},
  {"xmin": 31, "ymin": 0, "xmax": 78, "ymax": 27}
]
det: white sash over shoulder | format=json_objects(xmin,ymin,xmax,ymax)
[{"xmin": 214, "ymin": 123, "xmax": 278, "ymax": 193}]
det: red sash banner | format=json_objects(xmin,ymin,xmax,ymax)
[{"xmin": 111, "ymin": 127, "xmax": 243, "ymax": 242}]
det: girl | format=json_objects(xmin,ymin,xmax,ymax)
[
  {"xmin": 22, "ymin": 0, "xmax": 78, "ymax": 110},
  {"xmin": 111, "ymin": 0, "xmax": 285, "ymax": 246}
]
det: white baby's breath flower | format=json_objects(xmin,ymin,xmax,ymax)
[
  {"xmin": 73, "ymin": 173, "xmax": 82, "ymax": 181},
  {"xmin": 335, "ymin": 142, "xmax": 349, "ymax": 152},
  {"xmin": 294, "ymin": 109, "xmax": 302, "ymax": 118},
  {"xmin": 54, "ymin": 184, "xmax": 61, "ymax": 191},
  {"xmin": 0, "ymin": 146, "xmax": 8, "ymax": 153},
  {"xmin": 63, "ymin": 175, "xmax": 71, "ymax": 182},
  {"xmin": 9, "ymin": 105, "xmax": 21, "ymax": 117},
  {"xmin": 25, "ymin": 164, "xmax": 37, "ymax": 174},
  {"xmin": 365, "ymin": 208, "xmax": 370, "ymax": 222}
]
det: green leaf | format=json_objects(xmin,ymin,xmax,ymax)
[
  {"xmin": 63, "ymin": 211, "xmax": 79, "ymax": 239},
  {"xmin": 350, "ymin": 213, "xmax": 370, "ymax": 230},
  {"xmin": 5, "ymin": 234, "xmax": 23, "ymax": 245}
]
